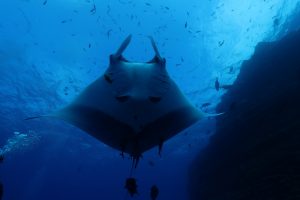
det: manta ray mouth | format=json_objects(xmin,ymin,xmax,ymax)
[
  {"xmin": 118, "ymin": 55, "xmax": 162, "ymax": 64},
  {"xmin": 113, "ymin": 34, "xmax": 165, "ymax": 65}
]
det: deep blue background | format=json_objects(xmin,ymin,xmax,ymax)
[{"xmin": 0, "ymin": 0, "xmax": 299, "ymax": 199}]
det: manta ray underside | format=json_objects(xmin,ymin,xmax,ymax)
[{"xmin": 29, "ymin": 35, "xmax": 204, "ymax": 166}]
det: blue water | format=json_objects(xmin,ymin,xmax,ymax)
[{"xmin": 0, "ymin": 0, "xmax": 299, "ymax": 199}]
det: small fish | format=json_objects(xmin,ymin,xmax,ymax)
[
  {"xmin": 107, "ymin": 29, "xmax": 112, "ymax": 39},
  {"xmin": 185, "ymin": 22, "xmax": 187, "ymax": 28},
  {"xmin": 107, "ymin": 5, "xmax": 111, "ymax": 15},
  {"xmin": 88, "ymin": 43, "xmax": 91, "ymax": 48},
  {"xmin": 61, "ymin": 19, "xmax": 72, "ymax": 24},
  {"xmin": 201, "ymin": 102, "xmax": 211, "ymax": 108},
  {"xmin": 218, "ymin": 40, "xmax": 224, "ymax": 47},
  {"xmin": 145, "ymin": 2, "xmax": 151, "ymax": 6},
  {"xmin": 215, "ymin": 77, "xmax": 220, "ymax": 91},
  {"xmin": 90, "ymin": 4, "xmax": 96, "ymax": 14},
  {"xmin": 43, "ymin": 0, "xmax": 47, "ymax": 5},
  {"xmin": 221, "ymin": 85, "xmax": 232, "ymax": 90},
  {"xmin": 165, "ymin": 6, "xmax": 170, "ymax": 10},
  {"xmin": 273, "ymin": 18, "xmax": 279, "ymax": 26}
]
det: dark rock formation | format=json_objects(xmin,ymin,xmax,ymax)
[{"xmin": 189, "ymin": 29, "xmax": 300, "ymax": 200}]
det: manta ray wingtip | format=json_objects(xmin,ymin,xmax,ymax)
[{"xmin": 204, "ymin": 112, "xmax": 225, "ymax": 117}]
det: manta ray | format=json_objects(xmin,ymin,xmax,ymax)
[{"xmin": 27, "ymin": 35, "xmax": 207, "ymax": 166}]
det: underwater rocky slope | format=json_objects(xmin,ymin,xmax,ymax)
[{"xmin": 189, "ymin": 29, "xmax": 300, "ymax": 200}]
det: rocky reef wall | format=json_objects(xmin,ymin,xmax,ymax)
[{"xmin": 189, "ymin": 29, "xmax": 300, "ymax": 200}]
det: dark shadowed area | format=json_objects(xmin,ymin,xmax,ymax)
[{"xmin": 189, "ymin": 29, "xmax": 300, "ymax": 200}]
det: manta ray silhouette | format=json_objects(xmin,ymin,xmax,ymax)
[{"xmin": 27, "ymin": 35, "xmax": 204, "ymax": 165}]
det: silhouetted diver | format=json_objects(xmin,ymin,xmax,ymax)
[
  {"xmin": 0, "ymin": 182, "xmax": 2, "ymax": 200},
  {"xmin": 0, "ymin": 154, "xmax": 3, "ymax": 200},
  {"xmin": 125, "ymin": 177, "xmax": 138, "ymax": 197},
  {"xmin": 150, "ymin": 185, "xmax": 159, "ymax": 200},
  {"xmin": 0, "ymin": 155, "xmax": 3, "ymax": 163}
]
